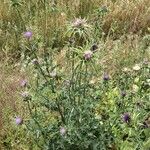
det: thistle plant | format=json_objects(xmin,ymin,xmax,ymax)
[{"xmin": 66, "ymin": 17, "xmax": 93, "ymax": 46}]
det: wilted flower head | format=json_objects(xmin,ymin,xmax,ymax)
[
  {"xmin": 60, "ymin": 127, "xmax": 66, "ymax": 136},
  {"xmin": 50, "ymin": 70, "xmax": 57, "ymax": 78},
  {"xmin": 72, "ymin": 18, "xmax": 87, "ymax": 28},
  {"xmin": 20, "ymin": 79, "xmax": 27, "ymax": 87},
  {"xmin": 90, "ymin": 44, "xmax": 98, "ymax": 52},
  {"xmin": 63, "ymin": 80, "xmax": 71, "ymax": 86},
  {"xmin": 83, "ymin": 50, "xmax": 93, "ymax": 61},
  {"xmin": 121, "ymin": 90, "xmax": 126, "ymax": 97},
  {"xmin": 24, "ymin": 31, "xmax": 32, "ymax": 38},
  {"xmin": 132, "ymin": 64, "xmax": 141, "ymax": 71},
  {"xmin": 122, "ymin": 113, "xmax": 130, "ymax": 123},
  {"xmin": 103, "ymin": 73, "xmax": 110, "ymax": 81},
  {"xmin": 32, "ymin": 59, "xmax": 39, "ymax": 65},
  {"xmin": 15, "ymin": 117, "xmax": 23, "ymax": 125},
  {"xmin": 21, "ymin": 91, "xmax": 29, "ymax": 98},
  {"xmin": 143, "ymin": 59, "xmax": 149, "ymax": 66}
]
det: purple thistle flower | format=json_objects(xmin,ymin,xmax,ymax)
[
  {"xmin": 122, "ymin": 113, "xmax": 130, "ymax": 123},
  {"xmin": 15, "ymin": 117, "xmax": 23, "ymax": 125},
  {"xmin": 24, "ymin": 31, "xmax": 32, "ymax": 38},
  {"xmin": 60, "ymin": 127, "xmax": 66, "ymax": 136},
  {"xmin": 20, "ymin": 79, "xmax": 27, "ymax": 87},
  {"xmin": 83, "ymin": 50, "xmax": 93, "ymax": 61}
]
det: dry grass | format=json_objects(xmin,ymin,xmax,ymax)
[
  {"xmin": 1, "ymin": 0, "xmax": 150, "ymax": 60},
  {"xmin": 0, "ymin": 63, "xmax": 25, "ymax": 127},
  {"xmin": 102, "ymin": 0, "xmax": 150, "ymax": 35}
]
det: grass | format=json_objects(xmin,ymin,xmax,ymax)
[{"xmin": 0, "ymin": 0, "xmax": 150, "ymax": 149}]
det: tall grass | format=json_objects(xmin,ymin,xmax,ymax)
[{"xmin": 1, "ymin": 0, "xmax": 150, "ymax": 61}]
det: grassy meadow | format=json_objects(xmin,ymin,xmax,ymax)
[{"xmin": 0, "ymin": 0, "xmax": 150, "ymax": 149}]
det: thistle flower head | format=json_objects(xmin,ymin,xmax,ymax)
[
  {"xmin": 24, "ymin": 31, "xmax": 32, "ymax": 38},
  {"xmin": 72, "ymin": 18, "xmax": 87, "ymax": 28},
  {"xmin": 122, "ymin": 113, "xmax": 130, "ymax": 123},
  {"xmin": 15, "ymin": 117, "xmax": 23, "ymax": 125},
  {"xmin": 20, "ymin": 79, "xmax": 27, "ymax": 87},
  {"xmin": 83, "ymin": 50, "xmax": 93, "ymax": 61},
  {"xmin": 60, "ymin": 127, "xmax": 66, "ymax": 136}
]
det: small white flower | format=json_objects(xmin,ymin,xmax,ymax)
[
  {"xmin": 132, "ymin": 84, "xmax": 139, "ymax": 93},
  {"xmin": 134, "ymin": 77, "xmax": 140, "ymax": 83},
  {"xmin": 122, "ymin": 67, "xmax": 131, "ymax": 73},
  {"xmin": 133, "ymin": 64, "xmax": 141, "ymax": 71},
  {"xmin": 50, "ymin": 70, "xmax": 57, "ymax": 78}
]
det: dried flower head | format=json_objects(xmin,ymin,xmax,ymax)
[
  {"xmin": 24, "ymin": 31, "xmax": 32, "ymax": 38},
  {"xmin": 83, "ymin": 50, "xmax": 93, "ymax": 61}
]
